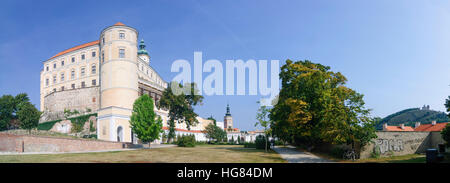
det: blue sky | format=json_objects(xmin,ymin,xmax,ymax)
[{"xmin": 0, "ymin": 0, "xmax": 449, "ymax": 131}]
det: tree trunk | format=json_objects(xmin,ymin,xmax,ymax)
[{"xmin": 148, "ymin": 142, "xmax": 151, "ymax": 149}]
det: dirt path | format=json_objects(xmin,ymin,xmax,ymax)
[{"xmin": 273, "ymin": 145, "xmax": 333, "ymax": 163}]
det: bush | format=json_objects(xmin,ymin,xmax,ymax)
[
  {"xmin": 244, "ymin": 142, "xmax": 256, "ymax": 148},
  {"xmin": 255, "ymin": 135, "xmax": 268, "ymax": 150},
  {"xmin": 177, "ymin": 135, "xmax": 196, "ymax": 147},
  {"xmin": 37, "ymin": 120, "xmax": 61, "ymax": 130},
  {"xmin": 330, "ymin": 146, "xmax": 347, "ymax": 159}
]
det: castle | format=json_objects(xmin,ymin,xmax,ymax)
[{"xmin": 40, "ymin": 22, "xmax": 219, "ymax": 143}]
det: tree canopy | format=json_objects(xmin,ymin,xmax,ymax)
[
  {"xmin": 130, "ymin": 94, "xmax": 163, "ymax": 147},
  {"xmin": 158, "ymin": 82, "xmax": 203, "ymax": 142},
  {"xmin": 204, "ymin": 123, "xmax": 227, "ymax": 143},
  {"xmin": 0, "ymin": 93, "xmax": 34, "ymax": 131},
  {"xmin": 270, "ymin": 60, "xmax": 376, "ymax": 149}
]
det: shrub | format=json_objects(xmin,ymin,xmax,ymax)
[
  {"xmin": 330, "ymin": 146, "xmax": 347, "ymax": 159},
  {"xmin": 244, "ymin": 142, "xmax": 256, "ymax": 148},
  {"xmin": 255, "ymin": 135, "xmax": 268, "ymax": 150},
  {"xmin": 37, "ymin": 120, "xmax": 61, "ymax": 130},
  {"xmin": 177, "ymin": 135, "xmax": 196, "ymax": 147}
]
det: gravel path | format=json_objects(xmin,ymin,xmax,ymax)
[{"xmin": 273, "ymin": 145, "xmax": 333, "ymax": 163}]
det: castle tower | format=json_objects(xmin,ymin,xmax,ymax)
[
  {"xmin": 97, "ymin": 22, "xmax": 139, "ymax": 142},
  {"xmin": 224, "ymin": 104, "xmax": 233, "ymax": 131},
  {"xmin": 138, "ymin": 39, "xmax": 150, "ymax": 65}
]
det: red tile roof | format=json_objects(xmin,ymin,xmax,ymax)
[
  {"xmin": 162, "ymin": 126, "xmax": 205, "ymax": 133},
  {"xmin": 114, "ymin": 22, "xmax": 125, "ymax": 26},
  {"xmin": 48, "ymin": 40, "xmax": 99, "ymax": 60},
  {"xmin": 384, "ymin": 125, "xmax": 415, "ymax": 132},
  {"xmin": 414, "ymin": 122, "xmax": 449, "ymax": 132}
]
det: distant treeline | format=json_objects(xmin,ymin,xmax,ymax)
[{"xmin": 376, "ymin": 108, "xmax": 450, "ymax": 130}]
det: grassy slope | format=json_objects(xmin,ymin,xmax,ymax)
[{"xmin": 0, "ymin": 145, "xmax": 287, "ymax": 163}]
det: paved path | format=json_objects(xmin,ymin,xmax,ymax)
[{"xmin": 273, "ymin": 145, "xmax": 333, "ymax": 163}]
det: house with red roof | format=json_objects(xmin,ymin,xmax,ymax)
[
  {"xmin": 382, "ymin": 123, "xmax": 415, "ymax": 132},
  {"xmin": 414, "ymin": 121, "xmax": 449, "ymax": 132}
]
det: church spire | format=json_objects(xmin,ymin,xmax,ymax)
[
  {"xmin": 225, "ymin": 104, "xmax": 231, "ymax": 116},
  {"xmin": 138, "ymin": 39, "xmax": 148, "ymax": 55}
]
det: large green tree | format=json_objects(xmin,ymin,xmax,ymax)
[
  {"xmin": 270, "ymin": 60, "xmax": 376, "ymax": 150},
  {"xmin": 130, "ymin": 94, "xmax": 163, "ymax": 148},
  {"xmin": 158, "ymin": 82, "xmax": 203, "ymax": 143},
  {"xmin": 17, "ymin": 102, "xmax": 41, "ymax": 134},
  {"xmin": 204, "ymin": 123, "xmax": 227, "ymax": 143},
  {"xmin": 0, "ymin": 93, "xmax": 31, "ymax": 130}
]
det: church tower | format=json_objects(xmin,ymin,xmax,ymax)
[
  {"xmin": 138, "ymin": 39, "xmax": 150, "ymax": 65},
  {"xmin": 224, "ymin": 104, "xmax": 233, "ymax": 131},
  {"xmin": 97, "ymin": 22, "xmax": 139, "ymax": 142}
]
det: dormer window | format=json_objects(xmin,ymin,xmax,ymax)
[{"xmin": 119, "ymin": 33, "xmax": 125, "ymax": 39}]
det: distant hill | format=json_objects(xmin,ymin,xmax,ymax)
[{"xmin": 376, "ymin": 107, "xmax": 450, "ymax": 130}]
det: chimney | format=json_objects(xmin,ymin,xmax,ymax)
[
  {"xmin": 415, "ymin": 122, "xmax": 421, "ymax": 129},
  {"xmin": 383, "ymin": 123, "xmax": 388, "ymax": 131},
  {"xmin": 400, "ymin": 124, "xmax": 405, "ymax": 130},
  {"xmin": 432, "ymin": 121, "xmax": 436, "ymax": 126}
]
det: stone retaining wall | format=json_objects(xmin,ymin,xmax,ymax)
[
  {"xmin": 360, "ymin": 131, "xmax": 444, "ymax": 159},
  {"xmin": 0, "ymin": 133, "xmax": 125, "ymax": 153}
]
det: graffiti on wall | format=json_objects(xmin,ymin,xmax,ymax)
[{"xmin": 375, "ymin": 139, "xmax": 404, "ymax": 154}]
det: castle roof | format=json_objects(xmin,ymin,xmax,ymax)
[{"xmin": 48, "ymin": 40, "xmax": 99, "ymax": 61}]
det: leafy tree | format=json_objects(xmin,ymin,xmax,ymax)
[
  {"xmin": 204, "ymin": 123, "xmax": 226, "ymax": 143},
  {"xmin": 158, "ymin": 82, "xmax": 203, "ymax": 143},
  {"xmin": 207, "ymin": 115, "xmax": 217, "ymax": 126},
  {"xmin": 17, "ymin": 102, "xmax": 41, "ymax": 134},
  {"xmin": 256, "ymin": 102, "xmax": 271, "ymax": 152},
  {"xmin": 441, "ymin": 123, "xmax": 450, "ymax": 146},
  {"xmin": 270, "ymin": 60, "xmax": 377, "ymax": 150},
  {"xmin": 130, "ymin": 94, "xmax": 163, "ymax": 148},
  {"xmin": 0, "ymin": 93, "xmax": 31, "ymax": 130}
]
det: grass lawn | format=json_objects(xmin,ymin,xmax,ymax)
[{"xmin": 0, "ymin": 145, "xmax": 287, "ymax": 163}]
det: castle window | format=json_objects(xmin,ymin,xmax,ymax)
[
  {"xmin": 119, "ymin": 49, "xmax": 125, "ymax": 58},
  {"xmin": 60, "ymin": 73, "xmax": 65, "ymax": 81},
  {"xmin": 61, "ymin": 60, "xmax": 64, "ymax": 66},
  {"xmin": 81, "ymin": 54, "xmax": 85, "ymax": 60},
  {"xmin": 92, "ymin": 51, "xmax": 96, "ymax": 57},
  {"xmin": 91, "ymin": 64, "xmax": 96, "ymax": 74},
  {"xmin": 45, "ymin": 78, "xmax": 49, "ymax": 86},
  {"xmin": 81, "ymin": 81, "xmax": 85, "ymax": 88},
  {"xmin": 102, "ymin": 37, "xmax": 105, "ymax": 45},
  {"xmin": 53, "ymin": 63, "xmax": 56, "ymax": 69},
  {"xmin": 102, "ymin": 51, "xmax": 104, "ymax": 62},
  {"xmin": 71, "ymin": 69, "xmax": 75, "ymax": 79},
  {"xmin": 119, "ymin": 33, "xmax": 125, "ymax": 39},
  {"xmin": 72, "ymin": 57, "xmax": 75, "ymax": 63},
  {"xmin": 53, "ymin": 75, "xmax": 57, "ymax": 84},
  {"xmin": 46, "ymin": 66, "xmax": 49, "ymax": 71},
  {"xmin": 71, "ymin": 83, "xmax": 75, "ymax": 89},
  {"xmin": 81, "ymin": 67, "xmax": 85, "ymax": 76},
  {"xmin": 92, "ymin": 79, "xmax": 96, "ymax": 86}
]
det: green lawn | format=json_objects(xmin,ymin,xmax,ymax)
[{"xmin": 0, "ymin": 145, "xmax": 287, "ymax": 163}]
